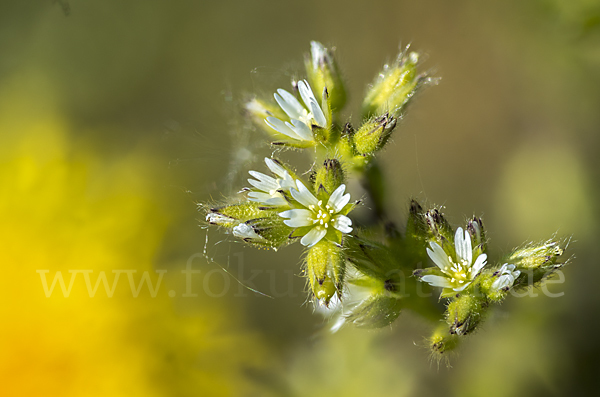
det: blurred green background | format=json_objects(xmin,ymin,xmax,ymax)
[{"xmin": 1, "ymin": 0, "xmax": 599, "ymax": 396}]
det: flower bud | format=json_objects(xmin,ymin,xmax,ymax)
[
  {"xmin": 362, "ymin": 46, "xmax": 430, "ymax": 119},
  {"xmin": 446, "ymin": 294, "xmax": 486, "ymax": 336},
  {"xmin": 313, "ymin": 158, "xmax": 346, "ymax": 200},
  {"xmin": 508, "ymin": 240, "xmax": 564, "ymax": 270},
  {"xmin": 506, "ymin": 239, "xmax": 567, "ymax": 285},
  {"xmin": 467, "ymin": 217, "xmax": 487, "ymax": 257},
  {"xmin": 406, "ymin": 199, "xmax": 428, "ymax": 243},
  {"xmin": 306, "ymin": 240, "xmax": 346, "ymax": 306},
  {"xmin": 424, "ymin": 208, "xmax": 454, "ymax": 246},
  {"xmin": 429, "ymin": 323, "xmax": 460, "ymax": 357},
  {"xmin": 352, "ymin": 113, "xmax": 397, "ymax": 156},
  {"xmin": 305, "ymin": 41, "xmax": 346, "ymax": 113}
]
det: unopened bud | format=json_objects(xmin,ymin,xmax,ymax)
[
  {"xmin": 313, "ymin": 158, "xmax": 346, "ymax": 199},
  {"xmin": 362, "ymin": 46, "xmax": 431, "ymax": 119},
  {"xmin": 305, "ymin": 41, "xmax": 346, "ymax": 112},
  {"xmin": 446, "ymin": 294, "xmax": 486, "ymax": 336},
  {"xmin": 352, "ymin": 113, "xmax": 397, "ymax": 156}
]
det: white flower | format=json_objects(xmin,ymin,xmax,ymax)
[
  {"xmin": 278, "ymin": 181, "xmax": 352, "ymax": 247},
  {"xmin": 491, "ymin": 263, "xmax": 520, "ymax": 291},
  {"xmin": 422, "ymin": 227, "xmax": 488, "ymax": 292},
  {"xmin": 265, "ymin": 80, "xmax": 327, "ymax": 142},
  {"xmin": 232, "ymin": 223, "xmax": 262, "ymax": 240},
  {"xmin": 247, "ymin": 158, "xmax": 296, "ymax": 206}
]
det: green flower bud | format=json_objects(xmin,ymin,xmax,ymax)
[
  {"xmin": 362, "ymin": 46, "xmax": 430, "ymax": 119},
  {"xmin": 313, "ymin": 158, "xmax": 346, "ymax": 200},
  {"xmin": 446, "ymin": 294, "xmax": 487, "ymax": 336},
  {"xmin": 506, "ymin": 239, "xmax": 566, "ymax": 286},
  {"xmin": 429, "ymin": 323, "xmax": 460, "ymax": 358},
  {"xmin": 352, "ymin": 113, "xmax": 397, "ymax": 156},
  {"xmin": 306, "ymin": 240, "xmax": 346, "ymax": 306},
  {"xmin": 508, "ymin": 240, "xmax": 564, "ymax": 271},
  {"xmin": 305, "ymin": 41, "xmax": 346, "ymax": 113},
  {"xmin": 406, "ymin": 199, "xmax": 429, "ymax": 244},
  {"xmin": 424, "ymin": 208, "xmax": 455, "ymax": 247}
]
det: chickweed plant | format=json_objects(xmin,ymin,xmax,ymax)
[{"xmin": 201, "ymin": 41, "xmax": 570, "ymax": 359}]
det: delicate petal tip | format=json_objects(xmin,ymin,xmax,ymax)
[{"xmin": 333, "ymin": 215, "xmax": 352, "ymax": 233}]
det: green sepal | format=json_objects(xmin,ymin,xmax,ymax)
[
  {"xmin": 306, "ymin": 240, "xmax": 346, "ymax": 305},
  {"xmin": 352, "ymin": 113, "xmax": 397, "ymax": 156},
  {"xmin": 208, "ymin": 201, "xmax": 274, "ymax": 224},
  {"xmin": 361, "ymin": 46, "xmax": 431, "ymax": 119},
  {"xmin": 245, "ymin": 216, "xmax": 294, "ymax": 248},
  {"xmin": 445, "ymin": 294, "xmax": 487, "ymax": 336},
  {"xmin": 271, "ymin": 139, "xmax": 316, "ymax": 149}
]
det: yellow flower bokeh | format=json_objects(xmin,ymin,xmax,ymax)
[{"xmin": 0, "ymin": 84, "xmax": 266, "ymax": 396}]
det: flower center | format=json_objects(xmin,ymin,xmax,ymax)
[
  {"xmin": 447, "ymin": 257, "xmax": 469, "ymax": 284},
  {"xmin": 298, "ymin": 109, "xmax": 314, "ymax": 127},
  {"xmin": 308, "ymin": 200, "xmax": 334, "ymax": 229}
]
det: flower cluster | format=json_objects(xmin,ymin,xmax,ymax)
[{"xmin": 201, "ymin": 41, "xmax": 570, "ymax": 355}]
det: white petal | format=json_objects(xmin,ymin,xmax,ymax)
[
  {"xmin": 333, "ymin": 215, "xmax": 352, "ymax": 233},
  {"xmin": 327, "ymin": 184, "xmax": 350, "ymax": 213},
  {"xmin": 310, "ymin": 41, "xmax": 326, "ymax": 70},
  {"xmin": 247, "ymin": 192, "xmax": 287, "ymax": 206},
  {"xmin": 309, "ymin": 99, "xmax": 327, "ymax": 127},
  {"xmin": 275, "ymin": 89, "xmax": 304, "ymax": 119},
  {"xmin": 265, "ymin": 117, "xmax": 302, "ymax": 140},
  {"xmin": 470, "ymin": 253, "xmax": 487, "ymax": 278},
  {"xmin": 248, "ymin": 171, "xmax": 279, "ymax": 191},
  {"xmin": 286, "ymin": 119, "xmax": 313, "ymax": 141},
  {"xmin": 491, "ymin": 275, "xmax": 511, "ymax": 291},
  {"xmin": 300, "ymin": 227, "xmax": 327, "ymax": 247},
  {"xmin": 421, "ymin": 275, "xmax": 453, "ymax": 288},
  {"xmin": 427, "ymin": 242, "xmax": 452, "ymax": 272},
  {"xmin": 298, "ymin": 80, "xmax": 318, "ymax": 110},
  {"xmin": 455, "ymin": 227, "xmax": 472, "ymax": 265},
  {"xmin": 279, "ymin": 209, "xmax": 314, "ymax": 227},
  {"xmin": 291, "ymin": 180, "xmax": 319, "ymax": 208},
  {"xmin": 264, "ymin": 158, "xmax": 287, "ymax": 178},
  {"xmin": 233, "ymin": 223, "xmax": 261, "ymax": 240}
]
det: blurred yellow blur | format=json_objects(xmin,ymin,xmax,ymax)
[{"xmin": 0, "ymin": 79, "xmax": 266, "ymax": 396}]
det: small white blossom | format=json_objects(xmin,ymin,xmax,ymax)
[
  {"xmin": 422, "ymin": 227, "xmax": 488, "ymax": 292},
  {"xmin": 247, "ymin": 158, "xmax": 296, "ymax": 206},
  {"xmin": 279, "ymin": 181, "xmax": 352, "ymax": 247},
  {"xmin": 232, "ymin": 223, "xmax": 262, "ymax": 240},
  {"xmin": 491, "ymin": 263, "xmax": 520, "ymax": 291},
  {"xmin": 265, "ymin": 80, "xmax": 327, "ymax": 142}
]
